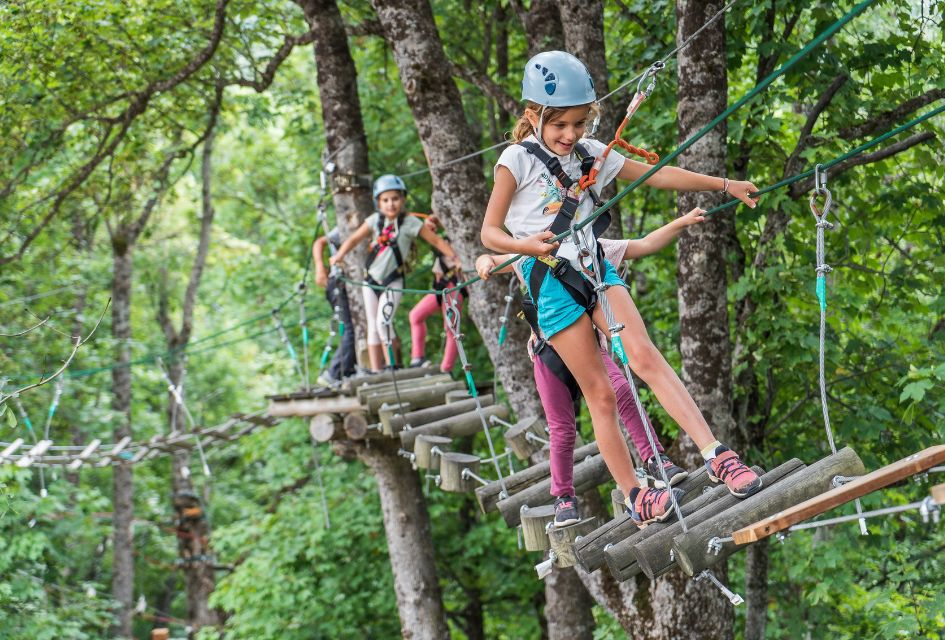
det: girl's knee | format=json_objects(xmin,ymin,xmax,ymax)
[
  {"xmin": 627, "ymin": 340, "xmax": 662, "ymax": 377},
  {"xmin": 585, "ymin": 384, "xmax": 617, "ymax": 413}
]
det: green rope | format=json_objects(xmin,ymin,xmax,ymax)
[{"xmin": 703, "ymin": 102, "xmax": 945, "ymax": 218}]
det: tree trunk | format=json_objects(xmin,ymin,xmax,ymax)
[
  {"xmin": 370, "ymin": 0, "xmax": 543, "ymax": 420},
  {"xmin": 510, "ymin": 0, "xmax": 564, "ymax": 56},
  {"xmin": 110, "ymin": 244, "xmax": 135, "ymax": 639},
  {"xmin": 652, "ymin": 1, "xmax": 734, "ymax": 638},
  {"xmin": 357, "ymin": 439, "xmax": 449, "ymax": 639},
  {"xmin": 296, "ymin": 0, "xmax": 372, "ymax": 347}
]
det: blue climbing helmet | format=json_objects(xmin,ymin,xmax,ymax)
[
  {"xmin": 521, "ymin": 51, "xmax": 596, "ymax": 107},
  {"xmin": 372, "ymin": 174, "xmax": 407, "ymax": 200}
]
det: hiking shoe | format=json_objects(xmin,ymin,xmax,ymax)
[
  {"xmin": 644, "ymin": 454, "xmax": 689, "ymax": 489},
  {"xmin": 625, "ymin": 487, "xmax": 684, "ymax": 528},
  {"xmin": 553, "ymin": 495, "xmax": 580, "ymax": 527},
  {"xmin": 409, "ymin": 358, "xmax": 432, "ymax": 368},
  {"xmin": 706, "ymin": 446, "xmax": 762, "ymax": 498}
]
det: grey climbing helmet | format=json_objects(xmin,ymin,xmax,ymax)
[{"xmin": 521, "ymin": 51, "xmax": 596, "ymax": 107}]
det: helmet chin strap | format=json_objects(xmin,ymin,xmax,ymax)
[{"xmin": 532, "ymin": 105, "xmax": 550, "ymax": 150}]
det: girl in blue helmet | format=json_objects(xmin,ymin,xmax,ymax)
[
  {"xmin": 331, "ymin": 174, "xmax": 460, "ymax": 372},
  {"xmin": 481, "ymin": 51, "xmax": 762, "ymax": 527}
]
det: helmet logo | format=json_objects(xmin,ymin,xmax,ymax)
[{"xmin": 536, "ymin": 64, "xmax": 557, "ymax": 95}]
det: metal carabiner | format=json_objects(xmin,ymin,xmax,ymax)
[
  {"xmin": 636, "ymin": 61, "xmax": 665, "ymax": 98},
  {"xmin": 809, "ymin": 164, "xmax": 832, "ymax": 220}
]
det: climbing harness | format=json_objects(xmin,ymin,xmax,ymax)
[
  {"xmin": 810, "ymin": 164, "xmax": 868, "ymax": 535},
  {"xmin": 517, "ymin": 140, "xmax": 610, "ymax": 315},
  {"xmin": 443, "ymin": 295, "xmax": 509, "ymax": 498},
  {"xmin": 580, "ymin": 62, "xmax": 662, "ymax": 192},
  {"xmin": 518, "ymin": 294, "xmax": 581, "ymax": 402},
  {"xmin": 364, "ymin": 213, "xmax": 414, "ymax": 288}
]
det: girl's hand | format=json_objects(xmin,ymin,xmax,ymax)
[
  {"xmin": 726, "ymin": 179, "xmax": 760, "ymax": 209},
  {"xmin": 517, "ymin": 230, "xmax": 559, "ymax": 257},
  {"xmin": 475, "ymin": 255, "xmax": 494, "ymax": 280},
  {"xmin": 329, "ymin": 254, "xmax": 344, "ymax": 267},
  {"xmin": 526, "ymin": 333, "xmax": 538, "ymax": 362},
  {"xmin": 678, "ymin": 207, "xmax": 706, "ymax": 227},
  {"xmin": 424, "ymin": 215, "xmax": 439, "ymax": 233}
]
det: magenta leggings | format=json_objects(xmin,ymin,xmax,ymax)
[
  {"xmin": 535, "ymin": 348, "xmax": 664, "ymax": 497},
  {"xmin": 408, "ymin": 291, "xmax": 461, "ymax": 372}
]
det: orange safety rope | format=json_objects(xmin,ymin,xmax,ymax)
[{"xmin": 580, "ymin": 62, "xmax": 664, "ymax": 191}]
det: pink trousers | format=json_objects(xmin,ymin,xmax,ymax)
[{"xmin": 408, "ymin": 291, "xmax": 462, "ymax": 372}]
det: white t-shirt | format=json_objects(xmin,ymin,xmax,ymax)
[{"xmin": 495, "ymin": 135, "xmax": 625, "ymax": 270}]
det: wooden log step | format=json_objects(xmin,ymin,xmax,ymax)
[
  {"xmin": 414, "ymin": 435, "xmax": 451, "ymax": 470},
  {"xmin": 343, "ymin": 411, "xmax": 372, "ymax": 440},
  {"xmin": 267, "ymin": 395, "xmax": 363, "ymax": 418},
  {"xmin": 364, "ymin": 381, "xmax": 466, "ymax": 415},
  {"xmin": 672, "ymin": 447, "xmax": 865, "ymax": 577},
  {"xmin": 380, "ymin": 395, "xmax": 494, "ymax": 434},
  {"xmin": 497, "ymin": 453, "xmax": 610, "ymax": 528},
  {"xmin": 308, "ymin": 415, "xmax": 344, "ymax": 443},
  {"xmin": 503, "ymin": 416, "xmax": 549, "ymax": 460},
  {"xmin": 732, "ymin": 444, "xmax": 945, "ymax": 545},
  {"xmin": 339, "ymin": 365, "xmax": 438, "ymax": 394},
  {"xmin": 356, "ymin": 373, "xmax": 454, "ymax": 404},
  {"xmin": 521, "ymin": 504, "xmax": 556, "ymax": 551},
  {"xmin": 399, "ymin": 405, "xmax": 510, "ymax": 449},
  {"xmin": 615, "ymin": 464, "xmax": 781, "ymax": 581},
  {"xmin": 474, "ymin": 442, "xmax": 600, "ymax": 515},
  {"xmin": 611, "ymin": 489, "xmax": 625, "ymax": 520},
  {"xmin": 573, "ymin": 466, "xmax": 713, "ymax": 573},
  {"xmin": 266, "ymin": 387, "xmax": 338, "ymax": 402},
  {"xmin": 549, "ymin": 517, "xmax": 598, "ymax": 568},
  {"xmin": 438, "ymin": 453, "xmax": 480, "ymax": 492}
]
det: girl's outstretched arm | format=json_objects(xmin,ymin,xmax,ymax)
[
  {"xmin": 623, "ymin": 207, "xmax": 706, "ymax": 260},
  {"xmin": 482, "ymin": 167, "xmax": 560, "ymax": 256},
  {"xmin": 475, "ymin": 253, "xmax": 515, "ymax": 280},
  {"xmin": 329, "ymin": 222, "xmax": 372, "ymax": 266},
  {"xmin": 419, "ymin": 224, "xmax": 461, "ymax": 267},
  {"xmin": 616, "ymin": 157, "xmax": 760, "ymax": 209}
]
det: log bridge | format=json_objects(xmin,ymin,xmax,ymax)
[{"xmin": 269, "ymin": 375, "xmax": 944, "ymax": 585}]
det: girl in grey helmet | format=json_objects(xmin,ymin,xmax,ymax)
[
  {"xmin": 481, "ymin": 51, "xmax": 763, "ymax": 527},
  {"xmin": 331, "ymin": 174, "xmax": 460, "ymax": 372}
]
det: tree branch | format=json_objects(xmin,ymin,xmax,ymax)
[
  {"xmin": 784, "ymin": 73, "xmax": 849, "ymax": 177},
  {"xmin": 447, "ymin": 59, "xmax": 519, "ymax": 121},
  {"xmin": 839, "ymin": 89, "xmax": 945, "ymax": 140},
  {"xmin": 0, "ymin": 299, "xmax": 110, "ymax": 404},
  {"xmin": 223, "ymin": 28, "xmax": 318, "ymax": 91},
  {"xmin": 789, "ymin": 131, "xmax": 936, "ymax": 197},
  {"xmin": 0, "ymin": 0, "xmax": 231, "ymax": 266},
  {"xmin": 0, "ymin": 316, "xmax": 50, "ymax": 338}
]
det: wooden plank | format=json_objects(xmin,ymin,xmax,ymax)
[
  {"xmin": 932, "ymin": 483, "xmax": 945, "ymax": 506},
  {"xmin": 267, "ymin": 395, "xmax": 363, "ymax": 418},
  {"xmin": 474, "ymin": 442, "xmax": 600, "ymax": 514},
  {"xmin": 732, "ymin": 445, "xmax": 945, "ymax": 545}
]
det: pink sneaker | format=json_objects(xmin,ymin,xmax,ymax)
[
  {"xmin": 625, "ymin": 487, "xmax": 684, "ymax": 528},
  {"xmin": 706, "ymin": 447, "xmax": 762, "ymax": 498}
]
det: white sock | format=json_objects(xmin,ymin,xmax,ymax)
[{"xmin": 700, "ymin": 441, "xmax": 723, "ymax": 461}]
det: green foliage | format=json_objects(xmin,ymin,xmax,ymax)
[{"xmin": 1, "ymin": 0, "xmax": 944, "ymax": 637}]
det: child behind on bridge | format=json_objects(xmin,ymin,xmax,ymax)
[{"xmin": 331, "ymin": 174, "xmax": 459, "ymax": 372}]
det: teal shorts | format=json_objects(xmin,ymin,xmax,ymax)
[{"xmin": 521, "ymin": 257, "xmax": 627, "ymax": 339}]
